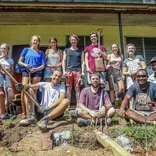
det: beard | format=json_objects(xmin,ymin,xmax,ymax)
[{"xmin": 91, "ymin": 83, "xmax": 99, "ymax": 88}]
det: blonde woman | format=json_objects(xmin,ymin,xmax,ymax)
[
  {"xmin": 44, "ymin": 37, "xmax": 63, "ymax": 82},
  {"xmin": 0, "ymin": 43, "xmax": 14, "ymax": 119},
  {"xmin": 18, "ymin": 35, "xmax": 46, "ymax": 119},
  {"xmin": 107, "ymin": 43, "xmax": 125, "ymax": 100}
]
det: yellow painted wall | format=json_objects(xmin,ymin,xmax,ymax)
[{"xmin": 0, "ymin": 25, "xmax": 156, "ymax": 56}]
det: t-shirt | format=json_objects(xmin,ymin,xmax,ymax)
[
  {"xmin": 123, "ymin": 55, "xmax": 145, "ymax": 89},
  {"xmin": 39, "ymin": 82, "xmax": 65, "ymax": 107},
  {"xmin": 79, "ymin": 87, "xmax": 111, "ymax": 110},
  {"xmin": 20, "ymin": 48, "xmax": 46, "ymax": 74},
  {"xmin": 84, "ymin": 44, "xmax": 107, "ymax": 72},
  {"xmin": 148, "ymin": 73, "xmax": 156, "ymax": 84},
  {"xmin": 127, "ymin": 82, "xmax": 156, "ymax": 111},
  {"xmin": 64, "ymin": 48, "xmax": 82, "ymax": 71},
  {"xmin": 0, "ymin": 57, "xmax": 14, "ymax": 78}
]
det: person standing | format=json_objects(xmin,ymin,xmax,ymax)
[
  {"xmin": 148, "ymin": 57, "xmax": 156, "ymax": 84},
  {"xmin": 123, "ymin": 43, "xmax": 146, "ymax": 89},
  {"xmin": 44, "ymin": 37, "xmax": 63, "ymax": 82},
  {"xmin": 0, "ymin": 43, "xmax": 14, "ymax": 119},
  {"xmin": 18, "ymin": 35, "xmax": 46, "ymax": 116},
  {"xmin": 107, "ymin": 43, "xmax": 125, "ymax": 100},
  {"xmin": 62, "ymin": 35, "xmax": 85, "ymax": 110}
]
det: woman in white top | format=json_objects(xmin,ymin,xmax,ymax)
[
  {"xmin": 0, "ymin": 43, "xmax": 14, "ymax": 119},
  {"xmin": 107, "ymin": 43, "xmax": 125, "ymax": 99},
  {"xmin": 44, "ymin": 37, "xmax": 63, "ymax": 82}
]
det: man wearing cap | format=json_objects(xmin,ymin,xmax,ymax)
[
  {"xmin": 119, "ymin": 69, "xmax": 156, "ymax": 125},
  {"xmin": 148, "ymin": 57, "xmax": 156, "ymax": 84}
]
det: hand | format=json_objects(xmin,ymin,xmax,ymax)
[
  {"xmin": 119, "ymin": 108, "xmax": 126, "ymax": 118},
  {"xmin": 30, "ymin": 67, "xmax": 37, "ymax": 73},
  {"xmin": 25, "ymin": 64, "xmax": 32, "ymax": 68},
  {"xmin": 63, "ymin": 71, "xmax": 67, "ymax": 77},
  {"xmin": 89, "ymin": 110, "xmax": 100, "ymax": 118},
  {"xmin": 37, "ymin": 106, "xmax": 49, "ymax": 115},
  {"xmin": 15, "ymin": 83, "xmax": 25, "ymax": 91},
  {"xmin": 87, "ymin": 68, "xmax": 93, "ymax": 73},
  {"xmin": 51, "ymin": 65, "xmax": 56, "ymax": 68}
]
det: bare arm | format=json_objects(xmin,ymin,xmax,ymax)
[
  {"xmin": 48, "ymin": 92, "xmax": 66, "ymax": 109},
  {"xmin": 100, "ymin": 50, "xmax": 108, "ymax": 61},
  {"xmin": 26, "ymin": 83, "xmax": 40, "ymax": 90},
  {"xmin": 62, "ymin": 51, "xmax": 66, "ymax": 75},
  {"xmin": 140, "ymin": 61, "xmax": 146, "ymax": 69},
  {"xmin": 18, "ymin": 56, "xmax": 32, "ymax": 68},
  {"xmin": 56, "ymin": 50, "xmax": 63, "ymax": 68},
  {"xmin": 123, "ymin": 66, "xmax": 131, "ymax": 76},
  {"xmin": 119, "ymin": 95, "xmax": 131, "ymax": 118},
  {"xmin": 81, "ymin": 51, "xmax": 85, "ymax": 75},
  {"xmin": 85, "ymin": 52, "xmax": 92, "ymax": 73}
]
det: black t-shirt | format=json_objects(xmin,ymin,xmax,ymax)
[
  {"xmin": 64, "ymin": 48, "xmax": 82, "ymax": 71},
  {"xmin": 127, "ymin": 82, "xmax": 156, "ymax": 111}
]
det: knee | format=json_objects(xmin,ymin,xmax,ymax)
[
  {"xmin": 0, "ymin": 90, "xmax": 5, "ymax": 97},
  {"xmin": 119, "ymin": 87, "xmax": 125, "ymax": 93},
  {"xmin": 108, "ymin": 107, "xmax": 116, "ymax": 117},
  {"xmin": 62, "ymin": 98, "xmax": 70, "ymax": 107}
]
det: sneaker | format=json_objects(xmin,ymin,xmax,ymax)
[
  {"xmin": 19, "ymin": 115, "xmax": 37, "ymax": 126},
  {"xmin": 77, "ymin": 118, "xmax": 91, "ymax": 126},
  {"xmin": 37, "ymin": 116, "xmax": 50, "ymax": 131},
  {"xmin": 0, "ymin": 114, "xmax": 9, "ymax": 120},
  {"xmin": 106, "ymin": 118, "xmax": 112, "ymax": 126}
]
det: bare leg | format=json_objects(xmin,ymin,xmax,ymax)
[
  {"xmin": 116, "ymin": 80, "xmax": 125, "ymax": 96},
  {"xmin": 125, "ymin": 109, "xmax": 155, "ymax": 124},
  {"xmin": 48, "ymin": 99, "xmax": 69, "ymax": 119},
  {"xmin": 7, "ymin": 87, "xmax": 14, "ymax": 104},
  {"xmin": 75, "ymin": 87, "xmax": 80, "ymax": 104},
  {"xmin": 0, "ymin": 88, "xmax": 5, "ymax": 116},
  {"xmin": 77, "ymin": 110, "xmax": 92, "ymax": 119},
  {"xmin": 108, "ymin": 77, "xmax": 115, "ymax": 103},
  {"xmin": 21, "ymin": 77, "xmax": 29, "ymax": 116},
  {"xmin": 66, "ymin": 86, "xmax": 72, "ymax": 110},
  {"xmin": 106, "ymin": 107, "xmax": 116, "ymax": 118}
]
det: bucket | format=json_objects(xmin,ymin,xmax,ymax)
[{"xmin": 11, "ymin": 72, "xmax": 22, "ymax": 94}]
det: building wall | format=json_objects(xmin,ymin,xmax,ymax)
[{"xmin": 0, "ymin": 25, "xmax": 156, "ymax": 56}]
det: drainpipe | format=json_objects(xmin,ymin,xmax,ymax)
[{"xmin": 118, "ymin": 12, "xmax": 125, "ymax": 58}]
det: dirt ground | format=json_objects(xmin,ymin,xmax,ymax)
[{"xmin": 0, "ymin": 111, "xmax": 156, "ymax": 156}]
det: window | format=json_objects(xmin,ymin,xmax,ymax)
[
  {"xmin": 66, "ymin": 35, "xmax": 103, "ymax": 49},
  {"xmin": 126, "ymin": 37, "xmax": 156, "ymax": 66}
]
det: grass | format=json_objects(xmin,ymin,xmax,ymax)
[{"xmin": 110, "ymin": 112, "xmax": 156, "ymax": 149}]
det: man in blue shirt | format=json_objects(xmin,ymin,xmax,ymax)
[{"xmin": 119, "ymin": 69, "xmax": 156, "ymax": 125}]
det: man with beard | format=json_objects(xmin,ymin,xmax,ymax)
[
  {"xmin": 119, "ymin": 69, "xmax": 156, "ymax": 125},
  {"xmin": 75, "ymin": 73, "xmax": 116, "ymax": 126},
  {"xmin": 19, "ymin": 70, "xmax": 69, "ymax": 131}
]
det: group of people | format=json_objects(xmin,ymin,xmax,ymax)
[{"xmin": 0, "ymin": 31, "xmax": 155, "ymax": 130}]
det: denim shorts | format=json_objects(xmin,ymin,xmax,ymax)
[
  {"xmin": 44, "ymin": 69, "xmax": 53, "ymax": 79},
  {"xmin": 0, "ymin": 77, "xmax": 12, "ymax": 88},
  {"xmin": 22, "ymin": 71, "xmax": 42, "ymax": 78}
]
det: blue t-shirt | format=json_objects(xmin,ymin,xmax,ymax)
[
  {"xmin": 127, "ymin": 82, "xmax": 156, "ymax": 111},
  {"xmin": 20, "ymin": 48, "xmax": 46, "ymax": 74}
]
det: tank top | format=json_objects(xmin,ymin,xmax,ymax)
[
  {"xmin": 109, "ymin": 54, "xmax": 122, "ymax": 70},
  {"xmin": 45, "ymin": 49, "xmax": 61, "ymax": 72}
]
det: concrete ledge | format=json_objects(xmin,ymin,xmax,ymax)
[{"xmin": 94, "ymin": 130, "xmax": 132, "ymax": 156}]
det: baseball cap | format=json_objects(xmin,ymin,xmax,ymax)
[{"xmin": 150, "ymin": 57, "xmax": 156, "ymax": 64}]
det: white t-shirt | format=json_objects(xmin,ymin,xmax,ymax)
[{"xmin": 39, "ymin": 82, "xmax": 65, "ymax": 107}]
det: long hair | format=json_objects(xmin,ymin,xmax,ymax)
[
  {"xmin": 111, "ymin": 43, "xmax": 122, "ymax": 56},
  {"xmin": 48, "ymin": 36, "xmax": 58, "ymax": 49},
  {"xmin": 30, "ymin": 35, "xmax": 41, "ymax": 49}
]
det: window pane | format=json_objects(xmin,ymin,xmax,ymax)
[{"xmin": 144, "ymin": 37, "xmax": 156, "ymax": 66}]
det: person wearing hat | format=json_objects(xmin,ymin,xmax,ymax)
[{"xmin": 148, "ymin": 57, "xmax": 156, "ymax": 84}]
